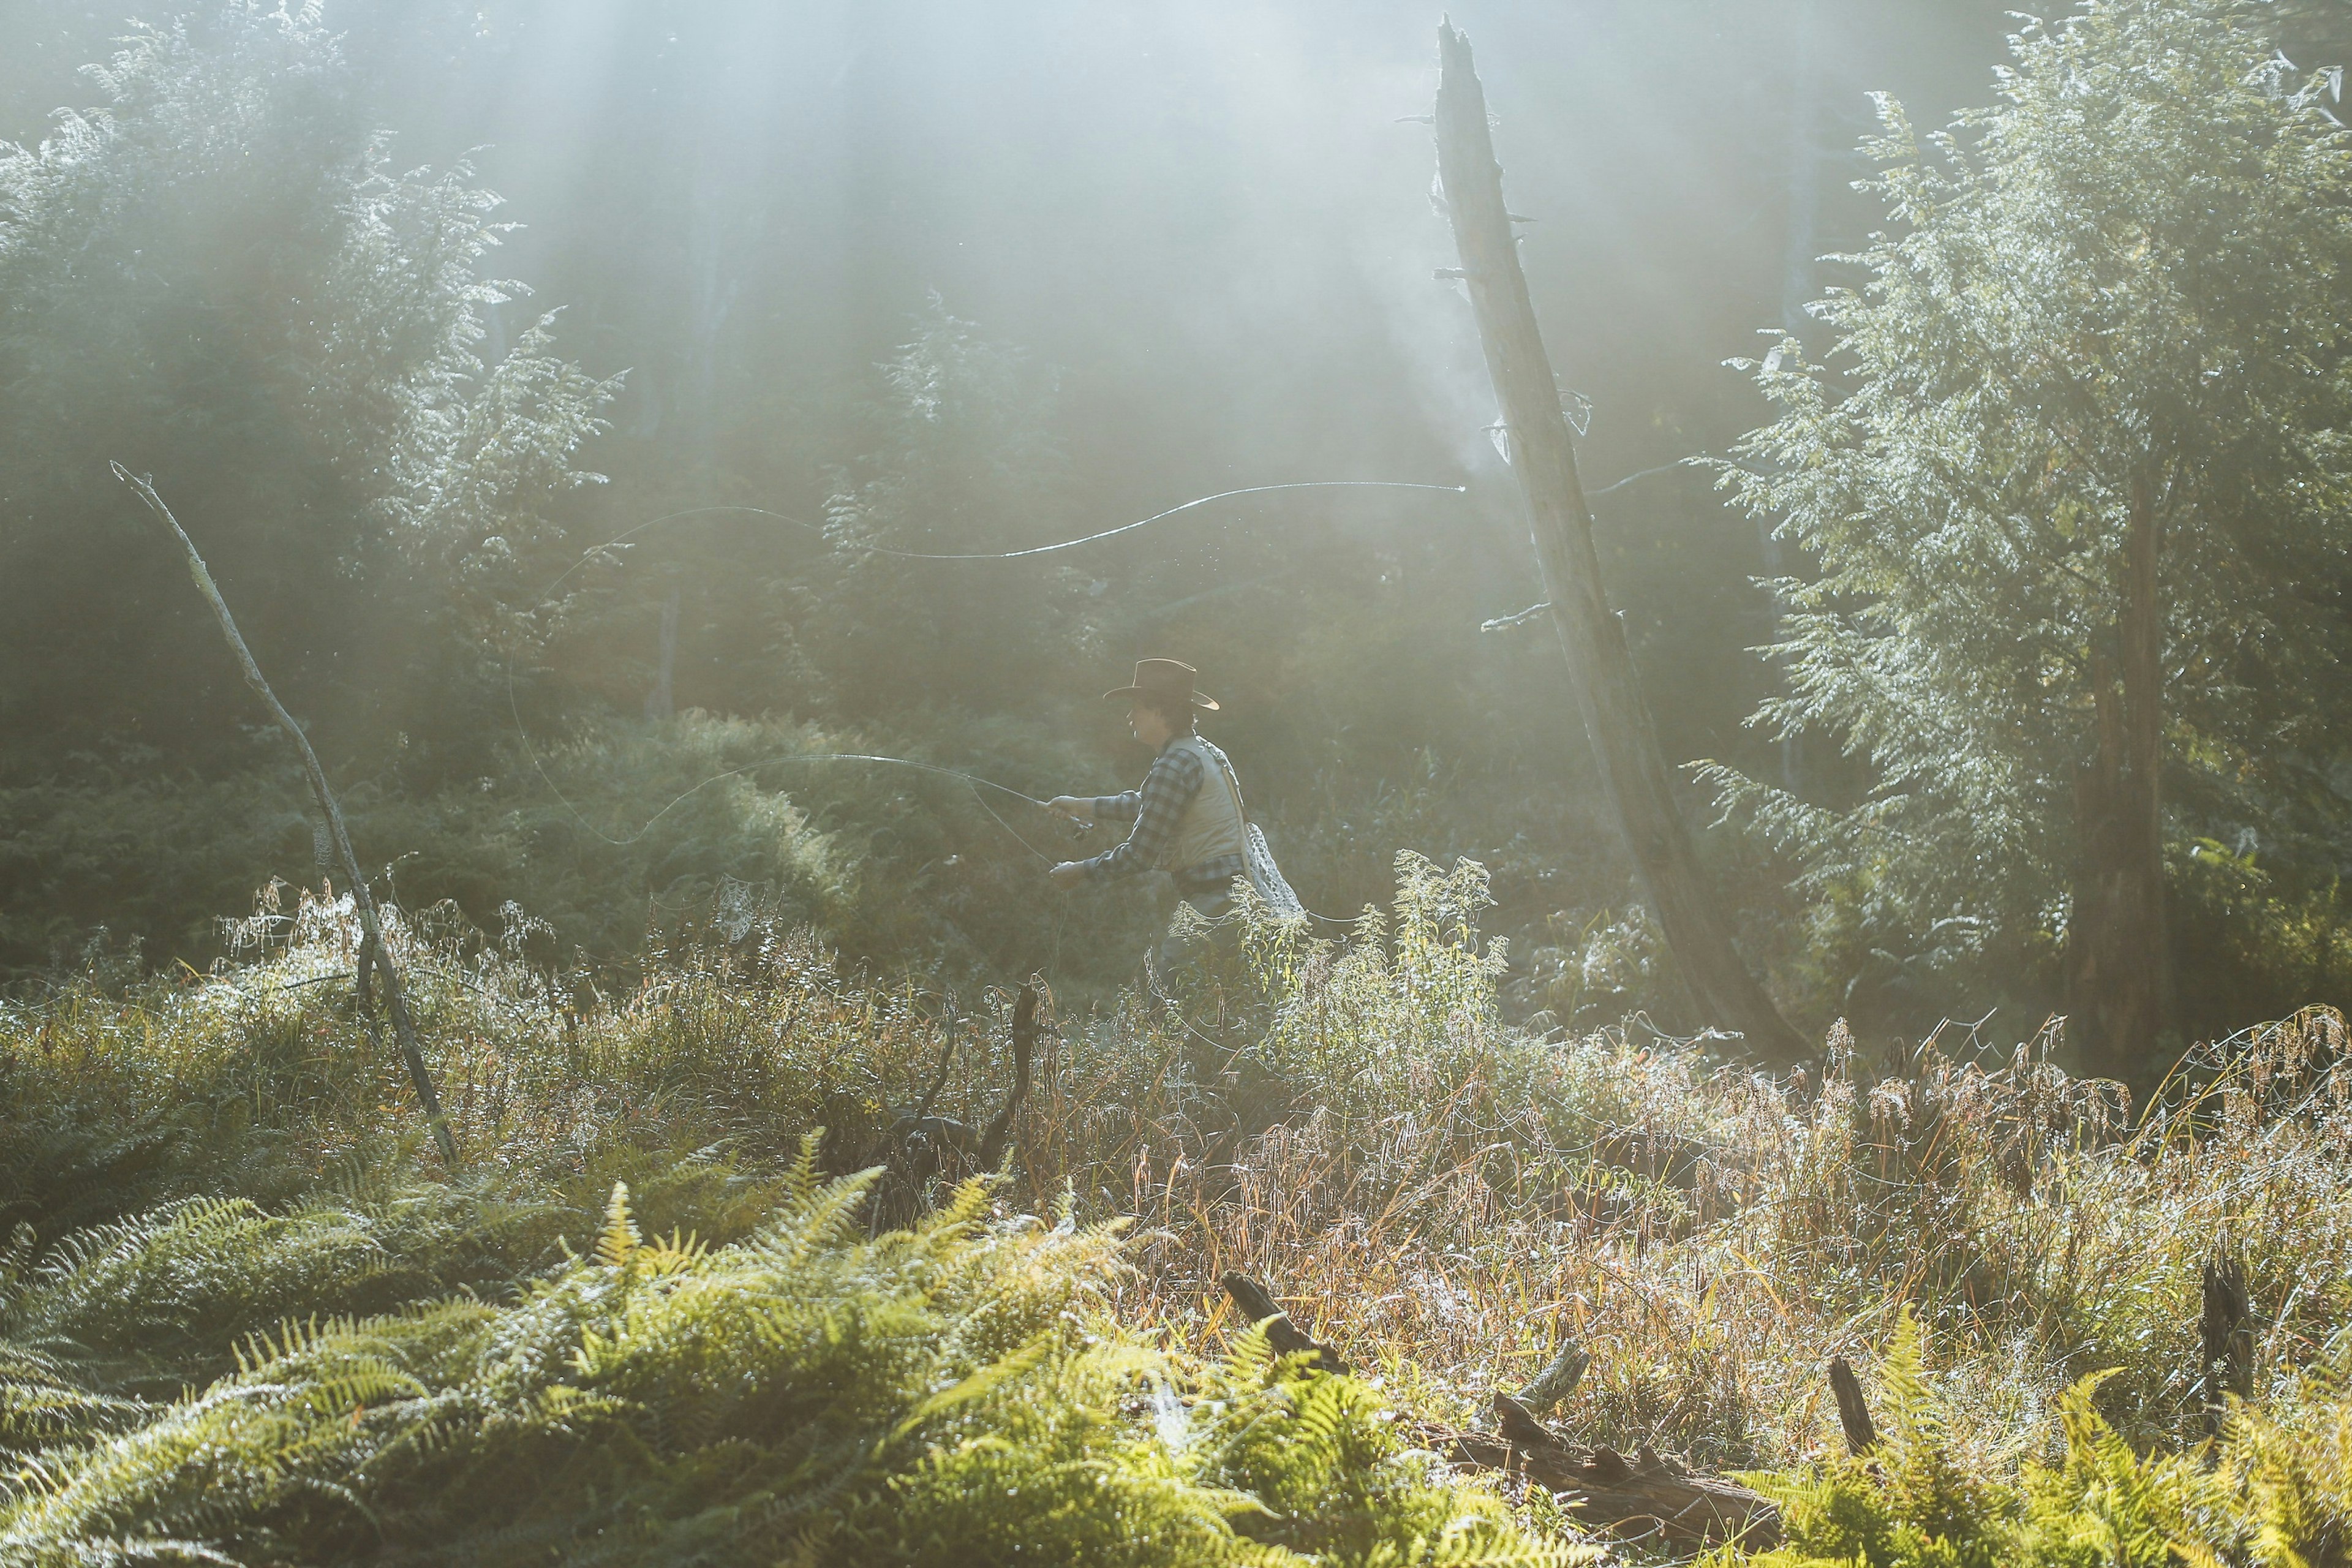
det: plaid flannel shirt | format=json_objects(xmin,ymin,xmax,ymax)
[{"xmin": 1082, "ymin": 736, "xmax": 1250, "ymax": 895}]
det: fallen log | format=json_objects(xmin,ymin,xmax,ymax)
[
  {"xmin": 1435, "ymin": 1395, "xmax": 1779, "ymax": 1551},
  {"xmin": 1218, "ymin": 1275, "xmax": 1776, "ymax": 1549},
  {"xmin": 1219, "ymin": 1272, "xmax": 1349, "ymax": 1374}
]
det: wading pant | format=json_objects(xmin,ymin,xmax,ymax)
[{"xmin": 1145, "ymin": 885, "xmax": 1238, "ymax": 999}]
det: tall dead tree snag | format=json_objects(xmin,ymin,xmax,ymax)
[
  {"xmin": 1431, "ymin": 23, "xmax": 1805, "ymax": 1063},
  {"xmin": 115, "ymin": 465, "xmax": 459, "ymax": 1167}
]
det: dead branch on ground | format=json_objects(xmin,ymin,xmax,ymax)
[{"xmin": 1219, "ymin": 1272, "xmax": 1779, "ymax": 1550}]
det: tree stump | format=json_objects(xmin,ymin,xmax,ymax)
[
  {"xmin": 2200, "ymin": 1254, "xmax": 2253, "ymax": 1436},
  {"xmin": 1828, "ymin": 1354, "xmax": 1876, "ymax": 1454}
]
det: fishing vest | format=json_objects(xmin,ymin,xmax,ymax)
[{"xmin": 1158, "ymin": 734, "xmax": 1248, "ymax": 876}]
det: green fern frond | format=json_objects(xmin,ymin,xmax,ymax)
[
  {"xmin": 891, "ymin": 1327, "xmax": 1059, "ymax": 1442},
  {"xmin": 595, "ymin": 1182, "xmax": 639, "ymax": 1268},
  {"xmin": 2021, "ymin": 1367, "xmax": 2226, "ymax": 1568},
  {"xmin": 742, "ymin": 1168, "xmax": 878, "ymax": 1273}
]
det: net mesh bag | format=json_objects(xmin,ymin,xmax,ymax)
[{"xmin": 1242, "ymin": 823, "xmax": 1307, "ymax": 923}]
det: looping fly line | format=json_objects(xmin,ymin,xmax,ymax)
[
  {"xmin": 526, "ymin": 748, "xmax": 1068, "ymax": 854},
  {"xmin": 508, "ymin": 478, "xmax": 1468, "ymax": 856}
]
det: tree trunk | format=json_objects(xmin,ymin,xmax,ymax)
[
  {"xmin": 2065, "ymin": 490, "xmax": 2170, "ymax": 1080},
  {"xmin": 1431, "ymin": 23, "xmax": 1807, "ymax": 1063}
]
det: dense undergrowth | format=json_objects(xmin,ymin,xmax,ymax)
[
  {"xmin": 0, "ymin": 709, "xmax": 1632, "ymax": 1019},
  {"xmin": 4, "ymin": 858, "xmax": 2350, "ymax": 1563},
  {"xmin": 0, "ymin": 711, "xmax": 1151, "ymax": 990}
]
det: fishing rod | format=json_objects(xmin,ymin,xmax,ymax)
[
  {"xmin": 501, "ymin": 459, "xmax": 1711, "ymax": 902},
  {"xmin": 490, "ymin": 455, "xmax": 1741, "ymax": 952},
  {"xmin": 518, "ymin": 741, "xmax": 1363, "ymax": 927}
]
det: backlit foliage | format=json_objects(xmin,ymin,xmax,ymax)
[
  {"xmin": 5, "ymin": 868, "xmax": 2351, "ymax": 1559},
  {"xmin": 0, "ymin": 1142, "xmax": 1573, "ymax": 1564},
  {"xmin": 1730, "ymin": 1312, "xmax": 2352, "ymax": 1568},
  {"xmin": 1707, "ymin": 0, "xmax": 2352, "ymax": 1027}
]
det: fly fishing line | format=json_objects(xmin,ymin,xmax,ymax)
[{"xmin": 505, "ymin": 478, "xmax": 1467, "ymax": 853}]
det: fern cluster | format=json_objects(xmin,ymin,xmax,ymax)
[
  {"xmin": 1732, "ymin": 1309, "xmax": 2352, "ymax": 1568},
  {"xmin": 0, "ymin": 1144, "xmax": 1570, "ymax": 1565},
  {"xmin": 7, "ymin": 863, "xmax": 2352, "ymax": 1561}
]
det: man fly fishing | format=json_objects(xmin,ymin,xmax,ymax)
[{"xmin": 1044, "ymin": 658, "xmax": 1301, "ymax": 981}]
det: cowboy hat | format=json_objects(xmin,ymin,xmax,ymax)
[{"xmin": 1102, "ymin": 658, "xmax": 1219, "ymax": 711}]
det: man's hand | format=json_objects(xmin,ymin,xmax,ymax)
[
  {"xmin": 1045, "ymin": 796, "xmax": 1094, "ymax": 824},
  {"xmin": 1048, "ymin": 861, "xmax": 1090, "ymax": 891}
]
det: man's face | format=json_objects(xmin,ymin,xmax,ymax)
[{"xmin": 1129, "ymin": 703, "xmax": 1170, "ymax": 748}]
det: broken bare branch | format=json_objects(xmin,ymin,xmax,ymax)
[{"xmin": 113, "ymin": 462, "xmax": 458, "ymax": 1167}]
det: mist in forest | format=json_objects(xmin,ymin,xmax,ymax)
[
  {"xmin": 4, "ymin": 0, "xmax": 2346, "ymax": 1059},
  {"xmin": 0, "ymin": 0, "xmax": 2009, "ymax": 733},
  {"xmin": 22, "ymin": 5, "xmax": 2352, "ymax": 1557}
]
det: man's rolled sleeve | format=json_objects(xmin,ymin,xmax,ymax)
[{"xmin": 1082, "ymin": 746, "xmax": 1202, "ymax": 883}]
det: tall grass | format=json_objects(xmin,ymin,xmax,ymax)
[{"xmin": 3, "ymin": 858, "xmax": 2348, "ymax": 1560}]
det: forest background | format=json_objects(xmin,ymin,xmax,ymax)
[{"xmin": 4, "ymin": 0, "xmax": 2350, "ymax": 1069}]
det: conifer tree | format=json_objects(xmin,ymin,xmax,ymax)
[
  {"xmin": 1711, "ymin": 0, "xmax": 2352, "ymax": 1074},
  {"xmin": 0, "ymin": 1, "xmax": 612, "ymax": 774}
]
